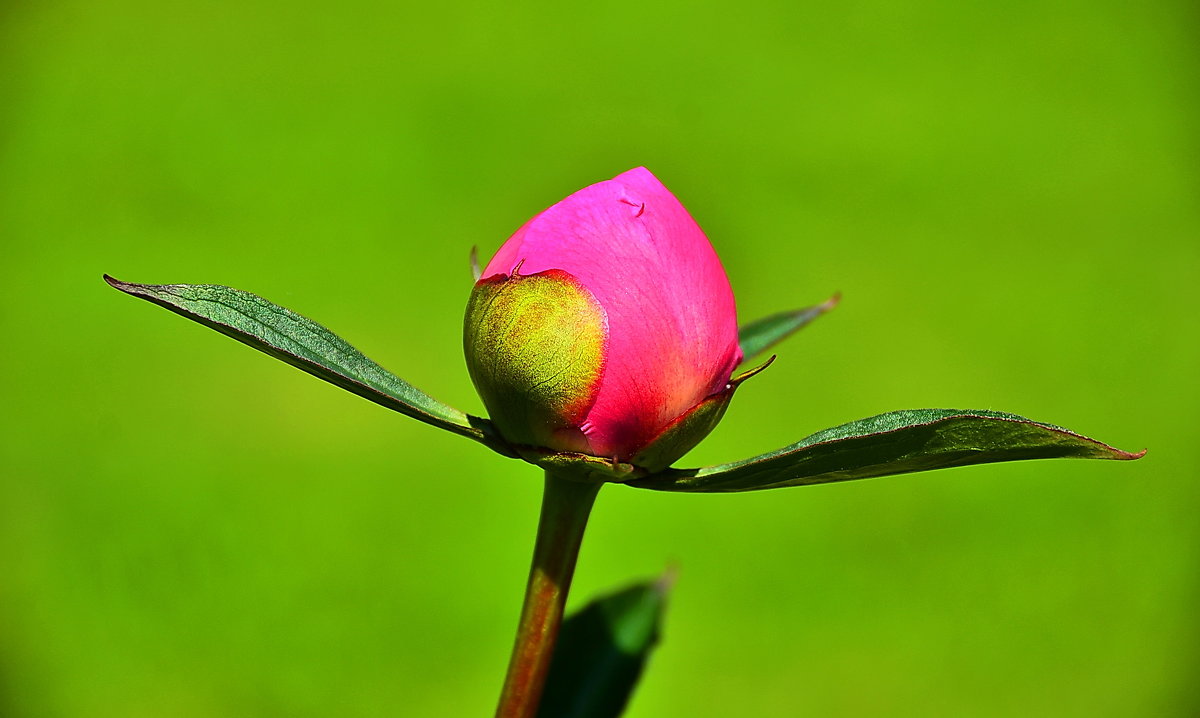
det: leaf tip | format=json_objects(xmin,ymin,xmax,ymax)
[
  {"xmin": 104, "ymin": 274, "xmax": 155, "ymax": 299},
  {"xmin": 103, "ymin": 274, "xmax": 144, "ymax": 296},
  {"xmin": 821, "ymin": 291, "xmax": 842, "ymax": 312},
  {"xmin": 655, "ymin": 564, "xmax": 680, "ymax": 596},
  {"xmin": 1115, "ymin": 447, "xmax": 1147, "ymax": 461}
]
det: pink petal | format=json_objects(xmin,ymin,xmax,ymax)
[{"xmin": 482, "ymin": 167, "xmax": 742, "ymax": 459}]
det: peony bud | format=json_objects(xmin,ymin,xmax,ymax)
[{"xmin": 464, "ymin": 168, "xmax": 745, "ymax": 475}]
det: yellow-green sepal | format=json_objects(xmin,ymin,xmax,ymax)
[{"xmin": 463, "ymin": 268, "xmax": 608, "ymax": 453}]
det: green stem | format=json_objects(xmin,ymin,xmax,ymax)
[{"xmin": 495, "ymin": 472, "xmax": 601, "ymax": 718}]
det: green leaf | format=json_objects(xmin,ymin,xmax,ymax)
[
  {"xmin": 628, "ymin": 409, "xmax": 1144, "ymax": 493},
  {"xmin": 105, "ymin": 275, "xmax": 511, "ymax": 454},
  {"xmin": 537, "ymin": 573, "xmax": 672, "ymax": 718},
  {"xmin": 738, "ymin": 293, "xmax": 839, "ymax": 364}
]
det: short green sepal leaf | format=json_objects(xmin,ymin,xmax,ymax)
[
  {"xmin": 628, "ymin": 409, "xmax": 1144, "ymax": 493},
  {"xmin": 105, "ymin": 276, "xmax": 508, "ymax": 453},
  {"xmin": 738, "ymin": 293, "xmax": 839, "ymax": 364},
  {"xmin": 537, "ymin": 572, "xmax": 672, "ymax": 718},
  {"xmin": 631, "ymin": 357, "xmax": 772, "ymax": 474},
  {"xmin": 631, "ymin": 390, "xmax": 734, "ymax": 474}
]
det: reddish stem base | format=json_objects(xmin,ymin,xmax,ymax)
[{"xmin": 494, "ymin": 472, "xmax": 601, "ymax": 718}]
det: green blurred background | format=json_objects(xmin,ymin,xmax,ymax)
[{"xmin": 2, "ymin": 0, "xmax": 1197, "ymax": 715}]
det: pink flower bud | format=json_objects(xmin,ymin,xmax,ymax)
[{"xmin": 464, "ymin": 168, "xmax": 743, "ymax": 473}]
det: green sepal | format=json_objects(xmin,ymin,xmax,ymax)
[
  {"xmin": 516, "ymin": 447, "xmax": 642, "ymax": 483},
  {"xmin": 631, "ymin": 357, "xmax": 774, "ymax": 473},
  {"xmin": 463, "ymin": 268, "xmax": 607, "ymax": 454},
  {"xmin": 628, "ymin": 409, "xmax": 1143, "ymax": 493},
  {"xmin": 738, "ymin": 293, "xmax": 839, "ymax": 365},
  {"xmin": 105, "ymin": 275, "xmax": 511, "ymax": 454},
  {"xmin": 631, "ymin": 391, "xmax": 733, "ymax": 474},
  {"xmin": 537, "ymin": 572, "xmax": 672, "ymax": 718}
]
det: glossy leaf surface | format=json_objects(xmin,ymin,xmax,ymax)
[
  {"xmin": 629, "ymin": 409, "xmax": 1143, "ymax": 493},
  {"xmin": 537, "ymin": 575, "xmax": 671, "ymax": 718},
  {"xmin": 105, "ymin": 276, "xmax": 507, "ymax": 452},
  {"xmin": 737, "ymin": 293, "xmax": 839, "ymax": 364}
]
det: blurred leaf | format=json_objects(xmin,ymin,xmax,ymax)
[
  {"xmin": 738, "ymin": 293, "xmax": 840, "ymax": 364},
  {"xmin": 105, "ymin": 276, "xmax": 511, "ymax": 453},
  {"xmin": 630, "ymin": 409, "xmax": 1144, "ymax": 493},
  {"xmin": 538, "ymin": 573, "xmax": 672, "ymax": 718}
]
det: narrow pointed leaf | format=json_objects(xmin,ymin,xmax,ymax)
[
  {"xmin": 537, "ymin": 574, "xmax": 671, "ymax": 718},
  {"xmin": 738, "ymin": 293, "xmax": 839, "ymax": 364},
  {"xmin": 105, "ymin": 276, "xmax": 510, "ymax": 452},
  {"xmin": 628, "ymin": 409, "xmax": 1143, "ymax": 493}
]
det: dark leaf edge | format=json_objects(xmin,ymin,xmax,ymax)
[
  {"xmin": 628, "ymin": 408, "xmax": 1144, "ymax": 493},
  {"xmin": 105, "ymin": 275, "xmax": 513, "ymax": 456},
  {"xmin": 537, "ymin": 570, "xmax": 674, "ymax": 718}
]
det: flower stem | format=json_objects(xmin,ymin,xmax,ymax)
[{"xmin": 495, "ymin": 472, "xmax": 601, "ymax": 718}]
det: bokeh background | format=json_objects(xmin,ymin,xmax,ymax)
[{"xmin": 2, "ymin": 1, "xmax": 1197, "ymax": 715}]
